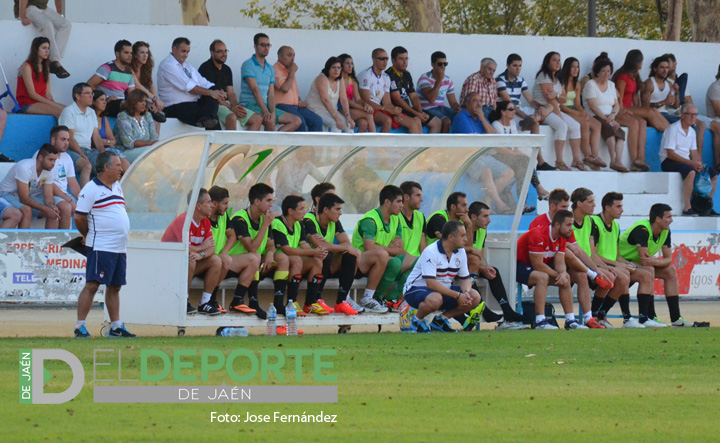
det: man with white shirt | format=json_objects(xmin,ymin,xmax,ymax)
[
  {"xmin": 47, "ymin": 125, "xmax": 81, "ymax": 206},
  {"xmin": 158, "ymin": 37, "xmax": 225, "ymax": 130},
  {"xmin": 0, "ymin": 143, "xmax": 71, "ymax": 229},
  {"xmin": 59, "ymin": 82, "xmax": 103, "ymax": 187},
  {"xmin": 660, "ymin": 103, "xmax": 718, "ymax": 216},
  {"xmin": 74, "ymin": 151, "xmax": 135, "ymax": 338}
]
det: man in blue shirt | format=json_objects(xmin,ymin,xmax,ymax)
[
  {"xmin": 450, "ymin": 92, "xmax": 495, "ymax": 134},
  {"xmin": 240, "ymin": 33, "xmax": 301, "ymax": 132}
]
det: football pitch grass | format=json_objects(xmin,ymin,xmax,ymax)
[{"xmin": 4, "ymin": 329, "xmax": 720, "ymax": 442}]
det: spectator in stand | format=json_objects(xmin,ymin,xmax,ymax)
[
  {"xmin": 16, "ymin": 36, "xmax": 65, "ymax": 118},
  {"xmin": 240, "ymin": 33, "xmax": 301, "ymax": 132},
  {"xmin": 91, "ymin": 90, "xmax": 131, "ymax": 173},
  {"xmin": 46, "ymin": 125, "xmax": 80, "ymax": 208},
  {"xmin": 87, "ymin": 40, "xmax": 136, "ymax": 118},
  {"xmin": 450, "ymin": 92, "xmax": 495, "ymax": 134},
  {"xmin": 613, "ymin": 49, "xmax": 669, "ymax": 134},
  {"xmin": 0, "ymin": 195, "xmax": 22, "ymax": 228},
  {"xmin": 417, "ymin": 51, "xmax": 461, "ymax": 133},
  {"xmin": 459, "ymin": 57, "xmax": 498, "ymax": 119},
  {"xmin": 0, "ymin": 107, "xmax": 9, "ymax": 162},
  {"xmin": 198, "ymin": 39, "xmax": 261, "ymax": 131},
  {"xmin": 358, "ymin": 48, "xmax": 420, "ymax": 133},
  {"xmin": 583, "ymin": 57, "xmax": 628, "ymax": 173},
  {"xmin": 305, "ymin": 57, "xmax": 355, "ymax": 133},
  {"xmin": 663, "ymin": 54, "xmax": 707, "ymax": 156},
  {"xmin": 531, "ymin": 52, "xmax": 582, "ymax": 171},
  {"xmin": 59, "ymin": 82, "xmax": 102, "ymax": 187},
  {"xmin": 114, "ymin": 90, "xmax": 158, "ymax": 163},
  {"xmin": 274, "ymin": 46, "xmax": 323, "ymax": 132},
  {"xmin": 158, "ymin": 37, "xmax": 224, "ymax": 130},
  {"xmin": 644, "ymin": 55, "xmax": 680, "ymax": 123},
  {"xmin": 130, "ymin": 41, "xmax": 166, "ymax": 126},
  {"xmin": 338, "ymin": 54, "xmax": 375, "ymax": 133},
  {"xmin": 707, "ymin": 65, "xmax": 720, "ymax": 170},
  {"xmin": 0, "ymin": 143, "xmax": 72, "ymax": 229},
  {"xmin": 496, "ymin": 53, "xmax": 554, "ymax": 171},
  {"xmin": 559, "ymin": 57, "xmax": 603, "ymax": 171},
  {"xmin": 489, "ymin": 100, "xmax": 550, "ymax": 207},
  {"xmin": 660, "ymin": 103, "xmax": 718, "ymax": 216},
  {"xmin": 386, "ymin": 46, "xmax": 436, "ymax": 133},
  {"xmin": 15, "ymin": 0, "xmax": 71, "ymax": 78}
]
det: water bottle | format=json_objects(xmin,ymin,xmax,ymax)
[
  {"xmin": 286, "ymin": 299, "xmax": 298, "ymax": 336},
  {"xmin": 220, "ymin": 327, "xmax": 249, "ymax": 337},
  {"xmin": 266, "ymin": 304, "xmax": 277, "ymax": 336}
]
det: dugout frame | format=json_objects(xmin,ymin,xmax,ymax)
[{"xmin": 118, "ymin": 132, "xmax": 542, "ymax": 331}]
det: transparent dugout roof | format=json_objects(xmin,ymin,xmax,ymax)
[{"xmin": 121, "ymin": 132, "xmax": 541, "ymax": 241}]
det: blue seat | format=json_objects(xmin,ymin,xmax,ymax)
[{"xmin": 0, "ymin": 114, "xmax": 58, "ymax": 161}]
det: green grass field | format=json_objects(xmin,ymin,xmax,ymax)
[{"xmin": 4, "ymin": 329, "xmax": 720, "ymax": 442}]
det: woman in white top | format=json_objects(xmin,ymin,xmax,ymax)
[
  {"xmin": 582, "ymin": 58, "xmax": 627, "ymax": 172},
  {"xmin": 306, "ymin": 57, "xmax": 355, "ymax": 133},
  {"xmin": 531, "ymin": 52, "xmax": 582, "ymax": 171},
  {"xmin": 490, "ymin": 101, "xmax": 549, "ymax": 202}
]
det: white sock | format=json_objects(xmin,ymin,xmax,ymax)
[
  {"xmin": 565, "ymin": 313, "xmax": 576, "ymax": 321},
  {"xmin": 76, "ymin": 320, "xmax": 86, "ymax": 328},
  {"xmin": 535, "ymin": 314, "xmax": 546, "ymax": 323},
  {"xmin": 111, "ymin": 320, "xmax": 122, "ymax": 329},
  {"xmin": 362, "ymin": 289, "xmax": 375, "ymax": 300},
  {"xmin": 200, "ymin": 292, "xmax": 212, "ymax": 305},
  {"xmin": 587, "ymin": 269, "xmax": 598, "ymax": 280},
  {"xmin": 583, "ymin": 311, "xmax": 593, "ymax": 322}
]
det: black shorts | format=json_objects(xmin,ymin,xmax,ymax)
[{"xmin": 516, "ymin": 261, "xmax": 555, "ymax": 287}]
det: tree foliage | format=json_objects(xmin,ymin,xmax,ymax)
[{"xmin": 240, "ymin": 0, "xmax": 695, "ymax": 40}]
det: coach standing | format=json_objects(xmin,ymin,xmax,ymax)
[{"xmin": 73, "ymin": 151, "xmax": 135, "ymax": 338}]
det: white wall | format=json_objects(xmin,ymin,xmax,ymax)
[{"xmin": 0, "ymin": 20, "xmax": 719, "ymax": 113}]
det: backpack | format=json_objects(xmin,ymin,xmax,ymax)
[{"xmin": 521, "ymin": 301, "xmax": 558, "ymax": 327}]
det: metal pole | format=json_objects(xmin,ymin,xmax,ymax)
[{"xmin": 588, "ymin": 0, "xmax": 597, "ymax": 37}]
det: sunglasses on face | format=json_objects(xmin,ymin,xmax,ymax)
[{"xmin": 505, "ymin": 107, "xmax": 516, "ymax": 111}]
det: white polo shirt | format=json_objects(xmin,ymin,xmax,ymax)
[
  {"xmin": 358, "ymin": 67, "xmax": 391, "ymax": 105},
  {"xmin": 76, "ymin": 178, "xmax": 130, "ymax": 253},
  {"xmin": 0, "ymin": 158, "xmax": 54, "ymax": 197},
  {"xmin": 58, "ymin": 102, "xmax": 98, "ymax": 150},
  {"xmin": 157, "ymin": 54, "xmax": 215, "ymax": 107},
  {"xmin": 403, "ymin": 239, "xmax": 470, "ymax": 292},
  {"xmin": 660, "ymin": 120, "xmax": 696, "ymax": 162}
]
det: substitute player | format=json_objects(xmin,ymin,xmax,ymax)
[{"xmin": 403, "ymin": 220, "xmax": 482, "ymax": 333}]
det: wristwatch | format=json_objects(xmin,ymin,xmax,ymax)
[{"xmin": 200, "ymin": 251, "xmax": 206, "ymax": 259}]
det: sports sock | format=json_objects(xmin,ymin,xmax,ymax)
[
  {"xmin": 482, "ymin": 309, "xmax": 503, "ymax": 322},
  {"xmin": 619, "ymin": 294, "xmax": 631, "ymax": 320},
  {"xmin": 583, "ymin": 310, "xmax": 593, "ymax": 322},
  {"xmin": 336, "ymin": 254, "xmax": 357, "ymax": 304},
  {"xmin": 587, "ymin": 269, "xmax": 598, "ymax": 280},
  {"xmin": 375, "ymin": 256, "xmax": 401, "ymax": 301},
  {"xmin": 306, "ymin": 274, "xmax": 323, "ymax": 306},
  {"xmin": 273, "ymin": 270, "xmax": 289, "ymax": 295},
  {"xmin": 232, "ymin": 284, "xmax": 248, "ymax": 306},
  {"xmin": 535, "ymin": 314, "xmax": 546, "ymax": 323},
  {"xmin": 209, "ymin": 287, "xmax": 219, "ymax": 303},
  {"xmin": 248, "ymin": 280, "xmax": 259, "ymax": 299},
  {"xmin": 454, "ymin": 314, "xmax": 468, "ymax": 325},
  {"xmin": 599, "ymin": 297, "xmax": 618, "ymax": 317},
  {"xmin": 200, "ymin": 292, "xmax": 212, "ymax": 305},
  {"xmin": 637, "ymin": 293, "xmax": 651, "ymax": 322},
  {"xmin": 287, "ymin": 274, "xmax": 302, "ymax": 304},
  {"xmin": 648, "ymin": 296, "xmax": 657, "ymax": 319},
  {"xmin": 591, "ymin": 295, "xmax": 604, "ymax": 316},
  {"xmin": 249, "ymin": 295, "xmax": 266, "ymax": 319},
  {"xmin": 666, "ymin": 296, "xmax": 681, "ymax": 322},
  {"xmin": 111, "ymin": 320, "xmax": 122, "ymax": 329},
  {"xmin": 362, "ymin": 289, "xmax": 376, "ymax": 300},
  {"xmin": 565, "ymin": 313, "xmax": 576, "ymax": 322},
  {"xmin": 481, "ymin": 269, "xmax": 523, "ymax": 322},
  {"xmin": 76, "ymin": 320, "xmax": 86, "ymax": 328}
]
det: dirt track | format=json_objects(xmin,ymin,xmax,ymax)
[{"xmin": 1, "ymin": 300, "xmax": 719, "ymax": 337}]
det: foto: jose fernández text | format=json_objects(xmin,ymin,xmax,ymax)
[{"xmin": 210, "ymin": 411, "xmax": 338, "ymax": 423}]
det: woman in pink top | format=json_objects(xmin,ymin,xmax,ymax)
[
  {"xmin": 338, "ymin": 54, "xmax": 375, "ymax": 132},
  {"xmin": 16, "ymin": 37, "xmax": 65, "ymax": 118}
]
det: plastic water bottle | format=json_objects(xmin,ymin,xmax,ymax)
[
  {"xmin": 220, "ymin": 327, "xmax": 249, "ymax": 337},
  {"xmin": 266, "ymin": 304, "xmax": 277, "ymax": 336},
  {"xmin": 286, "ymin": 299, "xmax": 298, "ymax": 336}
]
